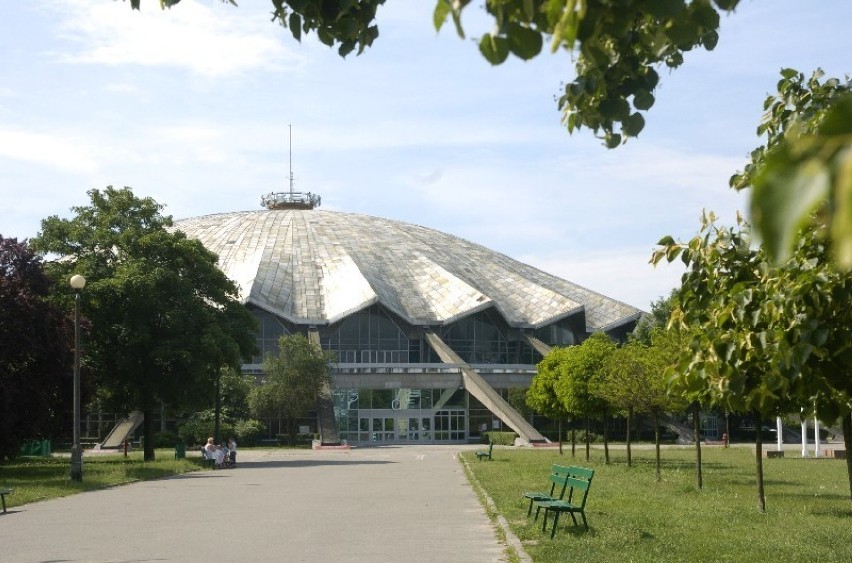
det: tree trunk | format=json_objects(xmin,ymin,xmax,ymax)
[
  {"xmin": 585, "ymin": 413, "xmax": 591, "ymax": 462},
  {"xmin": 558, "ymin": 418, "xmax": 563, "ymax": 456},
  {"xmin": 287, "ymin": 414, "xmax": 298, "ymax": 446},
  {"xmin": 603, "ymin": 407, "xmax": 610, "ymax": 465},
  {"xmin": 725, "ymin": 411, "xmax": 731, "ymax": 447},
  {"xmin": 755, "ymin": 412, "xmax": 766, "ymax": 513},
  {"xmin": 654, "ymin": 410, "xmax": 661, "ymax": 482},
  {"xmin": 626, "ymin": 406, "xmax": 633, "ymax": 468},
  {"xmin": 143, "ymin": 407, "xmax": 155, "ymax": 461},
  {"xmin": 693, "ymin": 402, "xmax": 703, "ymax": 490},
  {"xmin": 571, "ymin": 417, "xmax": 576, "ymax": 457},
  {"xmin": 214, "ymin": 369, "xmax": 222, "ymax": 444},
  {"xmin": 842, "ymin": 414, "xmax": 852, "ymax": 508}
]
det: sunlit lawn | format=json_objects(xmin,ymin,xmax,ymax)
[
  {"xmin": 0, "ymin": 449, "xmax": 206, "ymax": 509},
  {"xmin": 463, "ymin": 445, "xmax": 852, "ymax": 563}
]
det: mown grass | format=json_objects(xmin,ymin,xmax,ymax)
[
  {"xmin": 463, "ymin": 446, "xmax": 852, "ymax": 563},
  {"xmin": 0, "ymin": 449, "xmax": 206, "ymax": 509}
]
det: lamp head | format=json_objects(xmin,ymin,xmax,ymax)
[{"xmin": 69, "ymin": 274, "xmax": 86, "ymax": 290}]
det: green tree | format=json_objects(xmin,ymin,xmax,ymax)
[
  {"xmin": 633, "ymin": 290, "xmax": 678, "ymax": 345},
  {"xmin": 596, "ymin": 341, "xmax": 646, "ymax": 467},
  {"xmin": 528, "ymin": 348, "xmax": 573, "ymax": 455},
  {"xmin": 647, "ymin": 328, "xmax": 692, "ymax": 478},
  {"xmin": 210, "ymin": 365, "xmax": 254, "ymax": 443},
  {"xmin": 731, "ymin": 69, "xmax": 852, "ymax": 269},
  {"xmin": 0, "ymin": 236, "xmax": 73, "ymax": 460},
  {"xmin": 653, "ymin": 212, "xmax": 835, "ymax": 511},
  {"xmin": 764, "ymin": 228, "xmax": 852, "ymax": 504},
  {"xmin": 597, "ymin": 333, "xmax": 687, "ymax": 477},
  {"xmin": 249, "ymin": 333, "xmax": 335, "ymax": 445},
  {"xmin": 31, "ymin": 187, "xmax": 257, "ymax": 461},
  {"xmin": 553, "ymin": 332, "xmax": 617, "ymax": 462}
]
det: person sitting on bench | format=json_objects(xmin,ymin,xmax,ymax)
[{"xmin": 205, "ymin": 437, "xmax": 226, "ymax": 468}]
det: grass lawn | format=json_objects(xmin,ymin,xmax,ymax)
[
  {"xmin": 463, "ymin": 445, "xmax": 852, "ymax": 563},
  {"xmin": 0, "ymin": 449, "xmax": 207, "ymax": 509}
]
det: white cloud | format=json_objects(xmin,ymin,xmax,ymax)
[
  {"xmin": 51, "ymin": 0, "xmax": 303, "ymax": 76},
  {"xmin": 0, "ymin": 127, "xmax": 99, "ymax": 173},
  {"xmin": 520, "ymin": 247, "xmax": 686, "ymax": 311}
]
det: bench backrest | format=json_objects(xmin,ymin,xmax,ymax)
[
  {"xmin": 558, "ymin": 466, "xmax": 594, "ymax": 507},
  {"xmin": 547, "ymin": 465, "xmax": 575, "ymax": 499},
  {"xmin": 565, "ymin": 475, "xmax": 593, "ymax": 508}
]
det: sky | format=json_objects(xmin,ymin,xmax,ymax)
[{"xmin": 1, "ymin": 1, "xmax": 850, "ymax": 312}]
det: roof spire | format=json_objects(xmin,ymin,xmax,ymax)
[{"xmin": 261, "ymin": 124, "xmax": 321, "ymax": 210}]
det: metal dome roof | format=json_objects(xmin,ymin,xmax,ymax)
[{"xmin": 173, "ymin": 209, "xmax": 641, "ymax": 331}]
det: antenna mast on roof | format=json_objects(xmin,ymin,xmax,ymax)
[
  {"xmin": 260, "ymin": 124, "xmax": 321, "ymax": 210},
  {"xmin": 289, "ymin": 123, "xmax": 294, "ymax": 197}
]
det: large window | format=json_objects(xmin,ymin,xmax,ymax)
[
  {"xmin": 535, "ymin": 315, "xmax": 585, "ymax": 347},
  {"xmin": 426, "ymin": 309, "xmax": 537, "ymax": 364},
  {"xmin": 321, "ymin": 304, "xmax": 419, "ymax": 363},
  {"xmin": 248, "ymin": 306, "xmax": 293, "ymax": 364}
]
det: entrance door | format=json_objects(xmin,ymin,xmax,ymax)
[
  {"xmin": 371, "ymin": 417, "xmax": 394, "ymax": 442},
  {"xmin": 434, "ymin": 409, "xmax": 466, "ymax": 442}
]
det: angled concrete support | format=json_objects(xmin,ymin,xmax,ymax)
[
  {"xmin": 424, "ymin": 330, "xmax": 547, "ymax": 444},
  {"xmin": 308, "ymin": 329, "xmax": 340, "ymax": 445},
  {"xmin": 521, "ymin": 333, "xmax": 552, "ymax": 357}
]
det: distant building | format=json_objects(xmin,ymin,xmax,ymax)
[{"xmin": 174, "ymin": 193, "xmax": 641, "ymax": 445}]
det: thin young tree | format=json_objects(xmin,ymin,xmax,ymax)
[{"xmin": 250, "ymin": 333, "xmax": 335, "ymax": 445}]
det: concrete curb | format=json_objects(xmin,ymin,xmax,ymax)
[{"xmin": 459, "ymin": 453, "xmax": 532, "ymax": 563}]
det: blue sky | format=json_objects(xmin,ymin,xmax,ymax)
[{"xmin": 1, "ymin": 0, "xmax": 850, "ymax": 310}]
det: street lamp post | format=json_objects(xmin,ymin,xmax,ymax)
[{"xmin": 70, "ymin": 274, "xmax": 86, "ymax": 482}]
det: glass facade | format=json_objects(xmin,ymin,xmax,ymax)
[
  {"xmin": 248, "ymin": 305, "xmax": 294, "ymax": 364},
  {"xmin": 245, "ymin": 302, "xmax": 609, "ymax": 444},
  {"xmin": 424, "ymin": 309, "xmax": 539, "ymax": 365},
  {"xmin": 333, "ymin": 388, "xmax": 468, "ymax": 444},
  {"xmin": 320, "ymin": 304, "xmax": 421, "ymax": 363},
  {"xmin": 534, "ymin": 315, "xmax": 585, "ymax": 347}
]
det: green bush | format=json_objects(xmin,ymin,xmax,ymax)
[
  {"xmin": 177, "ymin": 416, "xmax": 234, "ymax": 446},
  {"xmin": 234, "ymin": 419, "xmax": 266, "ymax": 446},
  {"xmin": 153, "ymin": 431, "xmax": 181, "ymax": 448},
  {"xmin": 482, "ymin": 431, "xmax": 517, "ymax": 445},
  {"xmin": 577, "ymin": 430, "xmax": 599, "ymax": 443}
]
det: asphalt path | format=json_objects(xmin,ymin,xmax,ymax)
[{"xmin": 1, "ymin": 446, "xmax": 507, "ymax": 563}]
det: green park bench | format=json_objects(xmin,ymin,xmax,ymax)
[
  {"xmin": 475, "ymin": 442, "xmax": 494, "ymax": 461},
  {"xmin": 538, "ymin": 467, "xmax": 595, "ymax": 538},
  {"xmin": 523, "ymin": 464, "xmax": 575, "ymax": 518},
  {"xmin": 1, "ymin": 487, "xmax": 12, "ymax": 513}
]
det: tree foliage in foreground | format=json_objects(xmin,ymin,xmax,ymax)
[
  {"xmin": 249, "ymin": 333, "xmax": 335, "ymax": 445},
  {"xmin": 31, "ymin": 187, "xmax": 257, "ymax": 461},
  {"xmin": 0, "ymin": 237, "xmax": 73, "ymax": 461},
  {"xmin": 731, "ymin": 69, "xmax": 852, "ymax": 269},
  {"xmin": 654, "ymin": 212, "xmax": 852, "ymax": 509},
  {"xmin": 131, "ymin": 0, "xmax": 738, "ymax": 148},
  {"xmin": 128, "ymin": 2, "xmax": 852, "ymax": 268}
]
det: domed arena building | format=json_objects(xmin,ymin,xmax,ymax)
[{"xmin": 174, "ymin": 192, "xmax": 642, "ymax": 445}]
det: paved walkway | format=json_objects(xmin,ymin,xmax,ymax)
[{"xmin": 1, "ymin": 445, "xmax": 507, "ymax": 563}]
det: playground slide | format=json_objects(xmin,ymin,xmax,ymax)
[{"xmin": 98, "ymin": 411, "xmax": 144, "ymax": 449}]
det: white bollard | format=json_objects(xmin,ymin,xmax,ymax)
[
  {"xmin": 801, "ymin": 417, "xmax": 808, "ymax": 458},
  {"xmin": 814, "ymin": 417, "xmax": 821, "ymax": 458},
  {"xmin": 776, "ymin": 416, "xmax": 783, "ymax": 452}
]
